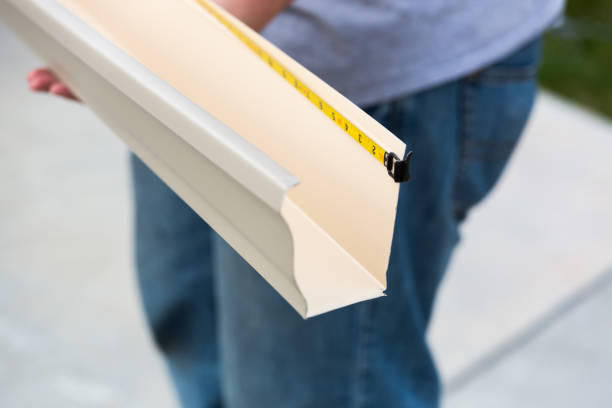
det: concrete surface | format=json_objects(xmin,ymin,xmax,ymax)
[
  {"xmin": 446, "ymin": 269, "xmax": 612, "ymax": 408},
  {"xmin": 0, "ymin": 18, "xmax": 611, "ymax": 408}
]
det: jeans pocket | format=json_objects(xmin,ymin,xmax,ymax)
[{"xmin": 452, "ymin": 38, "xmax": 541, "ymax": 221}]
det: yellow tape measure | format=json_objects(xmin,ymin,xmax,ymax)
[{"xmin": 195, "ymin": 0, "xmax": 412, "ymax": 182}]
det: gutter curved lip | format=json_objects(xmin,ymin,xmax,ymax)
[{"xmin": 10, "ymin": 0, "xmax": 300, "ymax": 210}]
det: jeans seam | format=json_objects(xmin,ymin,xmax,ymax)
[
  {"xmin": 352, "ymin": 303, "xmax": 375, "ymax": 408},
  {"xmin": 452, "ymin": 79, "xmax": 473, "ymax": 219}
]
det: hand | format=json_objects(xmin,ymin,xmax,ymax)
[{"xmin": 27, "ymin": 68, "xmax": 79, "ymax": 101}]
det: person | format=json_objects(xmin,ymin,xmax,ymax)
[{"xmin": 28, "ymin": 0, "xmax": 565, "ymax": 407}]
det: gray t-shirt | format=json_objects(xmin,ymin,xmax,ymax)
[{"xmin": 262, "ymin": 0, "xmax": 565, "ymax": 107}]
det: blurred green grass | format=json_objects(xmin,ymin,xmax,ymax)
[{"xmin": 540, "ymin": 0, "xmax": 612, "ymax": 117}]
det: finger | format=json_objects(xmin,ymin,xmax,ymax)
[
  {"xmin": 27, "ymin": 68, "xmax": 57, "ymax": 82},
  {"xmin": 28, "ymin": 73, "xmax": 57, "ymax": 92},
  {"xmin": 49, "ymin": 82, "xmax": 79, "ymax": 101}
]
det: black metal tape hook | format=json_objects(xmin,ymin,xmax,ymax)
[{"xmin": 384, "ymin": 151, "xmax": 413, "ymax": 183}]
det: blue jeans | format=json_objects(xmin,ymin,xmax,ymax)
[{"xmin": 131, "ymin": 39, "xmax": 541, "ymax": 408}]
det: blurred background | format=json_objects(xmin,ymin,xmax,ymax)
[{"xmin": 1, "ymin": 1, "xmax": 611, "ymax": 407}]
